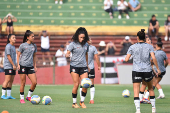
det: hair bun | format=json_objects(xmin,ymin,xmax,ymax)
[
  {"xmin": 157, "ymin": 38, "xmax": 162, "ymax": 42},
  {"xmin": 141, "ymin": 29, "xmax": 145, "ymax": 32}
]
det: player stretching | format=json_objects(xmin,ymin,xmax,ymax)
[
  {"xmin": 66, "ymin": 27, "xmax": 89, "ymax": 108},
  {"xmin": 125, "ymin": 29, "xmax": 161, "ymax": 113},
  {"xmin": 17, "ymin": 30, "xmax": 37, "ymax": 103},
  {"xmin": 1, "ymin": 34, "xmax": 16, "ymax": 99},
  {"xmin": 80, "ymin": 38, "xmax": 101, "ymax": 104}
]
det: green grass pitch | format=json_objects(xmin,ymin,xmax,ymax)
[{"xmin": 0, "ymin": 85, "xmax": 170, "ymax": 113}]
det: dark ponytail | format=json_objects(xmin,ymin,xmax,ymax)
[
  {"xmin": 157, "ymin": 38, "xmax": 163, "ymax": 48},
  {"xmin": 7, "ymin": 34, "xmax": 14, "ymax": 44},
  {"xmin": 137, "ymin": 29, "xmax": 145, "ymax": 40},
  {"xmin": 166, "ymin": 15, "xmax": 170, "ymax": 23},
  {"xmin": 23, "ymin": 30, "xmax": 33, "ymax": 43}
]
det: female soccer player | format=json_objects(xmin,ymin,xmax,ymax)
[
  {"xmin": 17, "ymin": 30, "xmax": 37, "ymax": 103},
  {"xmin": 125, "ymin": 29, "xmax": 161, "ymax": 113},
  {"xmin": 66, "ymin": 27, "xmax": 89, "ymax": 108},
  {"xmin": 80, "ymin": 38, "xmax": 101, "ymax": 104},
  {"xmin": 1, "ymin": 34, "xmax": 16, "ymax": 99},
  {"xmin": 140, "ymin": 38, "xmax": 169, "ymax": 100}
]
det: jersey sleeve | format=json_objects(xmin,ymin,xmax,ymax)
[
  {"xmin": 6, "ymin": 45, "xmax": 11, "ymax": 55},
  {"xmin": 149, "ymin": 45, "xmax": 154, "ymax": 53},
  {"xmin": 127, "ymin": 46, "xmax": 133, "ymax": 55},
  {"xmin": 86, "ymin": 43, "xmax": 89, "ymax": 53},
  {"xmin": 67, "ymin": 42, "xmax": 74, "ymax": 52},
  {"xmin": 94, "ymin": 46, "xmax": 98, "ymax": 54},
  {"xmin": 164, "ymin": 52, "xmax": 168, "ymax": 60},
  {"xmin": 18, "ymin": 44, "xmax": 24, "ymax": 53},
  {"xmin": 34, "ymin": 44, "xmax": 37, "ymax": 53}
]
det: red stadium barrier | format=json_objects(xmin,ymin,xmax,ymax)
[{"xmin": 0, "ymin": 63, "xmax": 101, "ymax": 85}]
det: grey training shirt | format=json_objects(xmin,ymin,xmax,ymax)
[
  {"xmin": 68, "ymin": 42, "xmax": 89, "ymax": 67},
  {"xmin": 127, "ymin": 42, "xmax": 154, "ymax": 72},
  {"xmin": 4, "ymin": 43, "xmax": 16, "ymax": 69},
  {"xmin": 18, "ymin": 42, "xmax": 37, "ymax": 67},
  {"xmin": 153, "ymin": 50, "xmax": 168, "ymax": 72},
  {"xmin": 88, "ymin": 45, "xmax": 98, "ymax": 69}
]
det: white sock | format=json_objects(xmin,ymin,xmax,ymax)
[
  {"xmin": 134, "ymin": 99, "xmax": 140, "ymax": 111},
  {"xmin": 139, "ymin": 93, "xmax": 144, "ymax": 101},
  {"xmin": 80, "ymin": 87, "xmax": 82, "ymax": 98},
  {"xmin": 144, "ymin": 91, "xmax": 150, "ymax": 99},
  {"xmin": 20, "ymin": 94, "xmax": 24, "ymax": 100},
  {"xmin": 27, "ymin": 90, "xmax": 33, "ymax": 97},
  {"xmin": 7, "ymin": 89, "xmax": 11, "ymax": 97},
  {"xmin": 158, "ymin": 89, "xmax": 164, "ymax": 96},
  {"xmin": 2, "ymin": 88, "xmax": 6, "ymax": 96},
  {"xmin": 150, "ymin": 98, "xmax": 156, "ymax": 108},
  {"xmin": 81, "ymin": 91, "xmax": 86, "ymax": 102},
  {"xmin": 73, "ymin": 98, "xmax": 77, "ymax": 104},
  {"xmin": 90, "ymin": 87, "xmax": 95, "ymax": 100}
]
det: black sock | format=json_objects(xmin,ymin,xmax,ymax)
[
  {"xmin": 139, "ymin": 91, "xmax": 144, "ymax": 94},
  {"xmin": 72, "ymin": 93, "xmax": 77, "ymax": 104},
  {"xmin": 20, "ymin": 92, "xmax": 24, "ymax": 95},
  {"xmin": 134, "ymin": 97, "xmax": 139, "ymax": 100},
  {"xmin": 6, "ymin": 87, "xmax": 11, "ymax": 90},
  {"xmin": 81, "ymin": 91, "xmax": 87, "ymax": 103},
  {"xmin": 29, "ymin": 89, "xmax": 33, "ymax": 92},
  {"xmin": 153, "ymin": 86, "xmax": 155, "ymax": 90},
  {"xmin": 80, "ymin": 86, "xmax": 82, "ymax": 88},
  {"xmin": 90, "ymin": 85, "xmax": 94, "ymax": 88},
  {"xmin": 2, "ymin": 87, "xmax": 6, "ymax": 90},
  {"xmin": 150, "ymin": 96, "xmax": 155, "ymax": 99}
]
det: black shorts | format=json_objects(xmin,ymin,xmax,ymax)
[
  {"xmin": 70, "ymin": 65, "xmax": 88, "ymax": 76},
  {"xmin": 5, "ymin": 69, "xmax": 16, "ymax": 75},
  {"xmin": 88, "ymin": 69, "xmax": 95, "ymax": 79},
  {"xmin": 18, "ymin": 65, "xmax": 35, "ymax": 75},
  {"xmin": 132, "ymin": 71, "xmax": 153, "ymax": 83},
  {"xmin": 155, "ymin": 71, "xmax": 166, "ymax": 78},
  {"xmin": 41, "ymin": 47, "xmax": 50, "ymax": 52}
]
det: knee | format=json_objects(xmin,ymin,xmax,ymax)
[
  {"xmin": 74, "ymin": 82, "xmax": 79, "ymax": 88},
  {"xmin": 32, "ymin": 81, "xmax": 37, "ymax": 86}
]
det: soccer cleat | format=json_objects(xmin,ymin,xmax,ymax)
[
  {"xmin": 20, "ymin": 99, "xmax": 25, "ymax": 103},
  {"xmin": 156, "ymin": 95, "xmax": 165, "ymax": 99},
  {"xmin": 89, "ymin": 100, "xmax": 94, "ymax": 104},
  {"xmin": 164, "ymin": 36, "xmax": 168, "ymax": 41},
  {"xmin": 141, "ymin": 98, "xmax": 151, "ymax": 104},
  {"xmin": 59, "ymin": 1, "xmax": 63, "ymax": 4},
  {"xmin": 26, "ymin": 97, "xmax": 31, "ymax": 101},
  {"xmin": 79, "ymin": 102, "xmax": 86, "ymax": 108},
  {"xmin": 6, "ymin": 96, "xmax": 16, "ymax": 99},
  {"xmin": 135, "ymin": 110, "xmax": 141, "ymax": 113},
  {"xmin": 1, "ymin": 95, "xmax": 7, "ymax": 99},
  {"xmin": 55, "ymin": 1, "xmax": 58, "ymax": 4},
  {"xmin": 72, "ymin": 103, "xmax": 80, "ymax": 108},
  {"xmin": 118, "ymin": 15, "xmax": 121, "ymax": 19}
]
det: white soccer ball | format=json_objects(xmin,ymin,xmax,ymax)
[
  {"xmin": 122, "ymin": 89, "xmax": 130, "ymax": 98},
  {"xmin": 81, "ymin": 78, "xmax": 92, "ymax": 88},
  {"xmin": 42, "ymin": 96, "xmax": 52, "ymax": 105},
  {"xmin": 30, "ymin": 95, "xmax": 41, "ymax": 105}
]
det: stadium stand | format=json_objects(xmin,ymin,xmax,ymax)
[{"xmin": 0, "ymin": 0, "xmax": 170, "ymax": 66}]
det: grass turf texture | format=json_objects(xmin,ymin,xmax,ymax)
[{"xmin": 0, "ymin": 85, "xmax": 170, "ymax": 113}]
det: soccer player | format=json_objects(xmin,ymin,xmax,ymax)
[
  {"xmin": 125, "ymin": 29, "xmax": 161, "ymax": 113},
  {"xmin": 1, "ymin": 34, "xmax": 16, "ymax": 99},
  {"xmin": 141, "ymin": 38, "xmax": 169, "ymax": 100},
  {"xmin": 80, "ymin": 38, "xmax": 101, "ymax": 104},
  {"xmin": 17, "ymin": 30, "xmax": 37, "ymax": 103},
  {"xmin": 66, "ymin": 27, "xmax": 89, "ymax": 108}
]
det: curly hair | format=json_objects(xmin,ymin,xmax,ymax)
[{"xmin": 72, "ymin": 27, "xmax": 89, "ymax": 46}]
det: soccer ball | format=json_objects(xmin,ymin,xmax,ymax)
[
  {"xmin": 42, "ymin": 96, "xmax": 52, "ymax": 105},
  {"xmin": 30, "ymin": 95, "xmax": 40, "ymax": 105},
  {"xmin": 81, "ymin": 78, "xmax": 92, "ymax": 88},
  {"xmin": 122, "ymin": 89, "xmax": 130, "ymax": 98}
]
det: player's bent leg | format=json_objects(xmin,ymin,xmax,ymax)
[
  {"xmin": 26, "ymin": 73, "xmax": 37, "ymax": 101},
  {"xmin": 89, "ymin": 78, "xmax": 95, "ymax": 104},
  {"xmin": 139, "ymin": 80, "xmax": 147, "ymax": 103},
  {"xmin": 80, "ymin": 72, "xmax": 88, "ymax": 108},
  {"xmin": 19, "ymin": 74, "xmax": 26, "ymax": 103},
  {"xmin": 155, "ymin": 77, "xmax": 165, "ymax": 99},
  {"xmin": 71, "ymin": 72, "xmax": 80, "ymax": 108},
  {"xmin": 1, "ymin": 75, "xmax": 11, "ymax": 99}
]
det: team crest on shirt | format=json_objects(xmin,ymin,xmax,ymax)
[
  {"xmin": 32, "ymin": 47, "xmax": 35, "ymax": 51},
  {"xmin": 72, "ymin": 69, "xmax": 75, "ymax": 72},
  {"xmin": 85, "ymin": 46, "xmax": 87, "ymax": 50},
  {"xmin": 22, "ymin": 68, "xmax": 25, "ymax": 72},
  {"xmin": 9, "ymin": 70, "xmax": 12, "ymax": 73}
]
